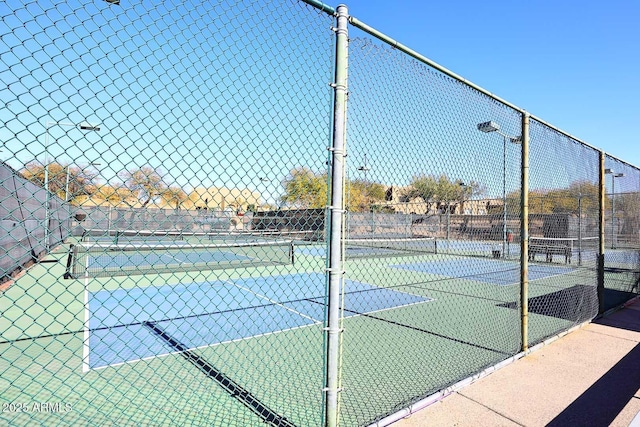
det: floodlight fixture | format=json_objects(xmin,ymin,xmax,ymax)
[
  {"xmin": 80, "ymin": 123, "xmax": 101, "ymax": 131},
  {"xmin": 477, "ymin": 121, "xmax": 500, "ymax": 133},
  {"xmin": 357, "ymin": 154, "xmax": 371, "ymax": 173}
]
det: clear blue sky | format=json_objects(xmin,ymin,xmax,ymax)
[
  {"xmin": 2, "ymin": 0, "xmax": 638, "ymax": 203},
  {"xmin": 342, "ymin": 0, "xmax": 640, "ymax": 168}
]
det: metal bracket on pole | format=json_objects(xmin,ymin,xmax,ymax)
[{"xmin": 327, "ymin": 146, "xmax": 347, "ymax": 157}]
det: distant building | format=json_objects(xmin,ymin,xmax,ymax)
[
  {"xmin": 377, "ymin": 185, "xmax": 498, "ymax": 216},
  {"xmin": 185, "ymin": 187, "xmax": 260, "ymax": 212}
]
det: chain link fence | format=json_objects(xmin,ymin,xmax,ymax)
[
  {"xmin": 342, "ymin": 33, "xmax": 525, "ymax": 425},
  {"xmin": 2, "ymin": 1, "xmax": 334, "ymax": 426},
  {"xmin": 1, "ymin": 1, "xmax": 638, "ymax": 427},
  {"xmin": 526, "ymin": 119, "xmax": 601, "ymax": 345},
  {"xmin": 602, "ymin": 155, "xmax": 640, "ymax": 311}
]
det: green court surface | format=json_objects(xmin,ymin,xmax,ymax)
[{"xmin": 0, "ymin": 242, "xmax": 629, "ymax": 426}]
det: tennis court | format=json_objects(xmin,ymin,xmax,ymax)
[
  {"xmin": 86, "ymin": 272, "xmax": 430, "ymax": 369},
  {"xmin": 1, "ymin": 2, "xmax": 637, "ymax": 424},
  {"xmin": 0, "ymin": 231, "xmax": 622, "ymax": 427},
  {"xmin": 392, "ymin": 258, "xmax": 575, "ymax": 286}
]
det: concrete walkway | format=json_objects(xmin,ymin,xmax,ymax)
[{"xmin": 394, "ymin": 298, "xmax": 640, "ymax": 427}]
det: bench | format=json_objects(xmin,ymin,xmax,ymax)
[{"xmin": 528, "ymin": 241, "xmax": 572, "ymax": 264}]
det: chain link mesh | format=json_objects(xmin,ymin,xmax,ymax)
[
  {"xmin": 603, "ymin": 155, "xmax": 640, "ymax": 311},
  {"xmin": 2, "ymin": 1, "xmax": 639, "ymax": 426},
  {"xmin": 527, "ymin": 119, "xmax": 601, "ymax": 344},
  {"xmin": 1, "ymin": 1, "xmax": 333, "ymax": 426},
  {"xmin": 342, "ymin": 35, "xmax": 523, "ymax": 425}
]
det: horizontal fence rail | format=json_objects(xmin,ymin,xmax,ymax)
[{"xmin": 1, "ymin": 1, "xmax": 638, "ymax": 426}]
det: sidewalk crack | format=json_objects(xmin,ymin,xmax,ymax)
[
  {"xmin": 457, "ymin": 393, "xmax": 527, "ymax": 426},
  {"xmin": 584, "ymin": 327, "xmax": 640, "ymax": 343}
]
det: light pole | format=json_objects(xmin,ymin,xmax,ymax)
[
  {"xmin": 357, "ymin": 154, "xmax": 372, "ymax": 234},
  {"xmin": 477, "ymin": 121, "xmax": 521, "ymax": 259},
  {"xmin": 258, "ymin": 177, "xmax": 270, "ymax": 210},
  {"xmin": 605, "ymin": 168, "xmax": 624, "ymax": 249},
  {"xmin": 577, "ymin": 190, "xmax": 583, "ymax": 265},
  {"xmin": 44, "ymin": 121, "xmax": 100, "ymax": 250}
]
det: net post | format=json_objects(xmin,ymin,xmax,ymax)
[
  {"xmin": 597, "ymin": 150, "xmax": 606, "ymax": 313},
  {"xmin": 520, "ymin": 112, "xmax": 530, "ymax": 352},
  {"xmin": 63, "ymin": 244, "xmax": 75, "ymax": 279},
  {"xmin": 324, "ymin": 5, "xmax": 348, "ymax": 427}
]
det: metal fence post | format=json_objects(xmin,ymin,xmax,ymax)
[
  {"xmin": 520, "ymin": 113, "xmax": 530, "ymax": 351},
  {"xmin": 598, "ymin": 150, "xmax": 606, "ymax": 313},
  {"xmin": 325, "ymin": 4, "xmax": 348, "ymax": 427}
]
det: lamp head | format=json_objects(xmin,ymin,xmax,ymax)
[{"xmin": 477, "ymin": 121, "xmax": 500, "ymax": 133}]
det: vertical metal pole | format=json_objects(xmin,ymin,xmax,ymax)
[
  {"xmin": 65, "ymin": 166, "xmax": 71, "ymax": 203},
  {"xmin": 611, "ymin": 176, "xmax": 616, "ymax": 249},
  {"xmin": 503, "ymin": 135, "xmax": 507, "ymax": 258},
  {"xmin": 107, "ymin": 206, "xmax": 112, "ymax": 234},
  {"xmin": 325, "ymin": 5, "xmax": 348, "ymax": 427},
  {"xmin": 578, "ymin": 194, "xmax": 582, "ymax": 265},
  {"xmin": 44, "ymin": 123, "xmax": 51, "ymax": 251},
  {"xmin": 598, "ymin": 151, "xmax": 606, "ymax": 313},
  {"xmin": 520, "ymin": 113, "xmax": 530, "ymax": 352},
  {"xmin": 446, "ymin": 205, "xmax": 450, "ymax": 243}
]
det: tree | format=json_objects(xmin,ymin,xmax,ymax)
[
  {"xmin": 522, "ymin": 181, "xmax": 601, "ymax": 215},
  {"xmin": 280, "ymin": 168, "xmax": 389, "ymax": 211},
  {"xmin": 63, "ymin": 165, "xmax": 100, "ymax": 203},
  {"xmin": 348, "ymin": 179, "xmax": 387, "ymax": 212},
  {"xmin": 615, "ymin": 192, "xmax": 640, "ymax": 238},
  {"xmin": 406, "ymin": 174, "xmax": 482, "ymax": 214},
  {"xmin": 119, "ymin": 166, "xmax": 167, "ymax": 207},
  {"xmin": 280, "ymin": 167, "xmax": 328, "ymax": 209},
  {"xmin": 21, "ymin": 161, "xmax": 99, "ymax": 202},
  {"xmin": 92, "ymin": 184, "xmax": 135, "ymax": 206},
  {"xmin": 159, "ymin": 186, "xmax": 188, "ymax": 209}
]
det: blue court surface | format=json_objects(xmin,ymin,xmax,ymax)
[
  {"xmin": 87, "ymin": 273, "xmax": 431, "ymax": 369},
  {"xmin": 392, "ymin": 258, "xmax": 575, "ymax": 286}
]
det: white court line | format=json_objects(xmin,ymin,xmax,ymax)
[
  {"xmin": 86, "ymin": 276, "xmax": 432, "ymax": 371},
  {"xmin": 347, "ymin": 280, "xmax": 428, "ymax": 300},
  {"xmin": 345, "ymin": 298, "xmax": 434, "ymax": 318},
  {"xmin": 88, "ymin": 321, "xmax": 322, "ymax": 371},
  {"xmin": 160, "ymin": 253, "xmax": 184, "ymax": 265},
  {"xmin": 224, "ymin": 279, "xmax": 323, "ymax": 324},
  {"xmin": 88, "ymin": 297, "xmax": 434, "ymax": 372}
]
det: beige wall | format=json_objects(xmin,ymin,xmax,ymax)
[{"xmin": 184, "ymin": 187, "xmax": 260, "ymax": 211}]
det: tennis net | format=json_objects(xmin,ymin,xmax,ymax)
[
  {"xmin": 82, "ymin": 229, "xmax": 199, "ymax": 243},
  {"xmin": 344, "ymin": 237, "xmax": 437, "ymax": 258},
  {"xmin": 207, "ymin": 230, "xmax": 320, "ymax": 242},
  {"xmin": 65, "ymin": 240, "xmax": 294, "ymax": 278}
]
